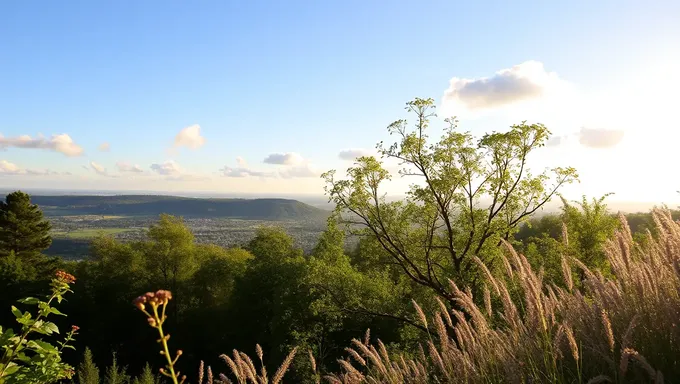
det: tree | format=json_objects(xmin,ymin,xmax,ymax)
[
  {"xmin": 323, "ymin": 97, "xmax": 578, "ymax": 306},
  {"xmin": 77, "ymin": 347, "xmax": 100, "ymax": 384},
  {"xmin": 145, "ymin": 214, "xmax": 196, "ymax": 289},
  {"xmin": 104, "ymin": 352, "xmax": 130, "ymax": 384},
  {"xmin": 0, "ymin": 191, "xmax": 52, "ymax": 259},
  {"xmin": 228, "ymin": 227, "xmax": 310, "ymax": 375},
  {"xmin": 190, "ymin": 245, "xmax": 252, "ymax": 307},
  {"xmin": 131, "ymin": 364, "xmax": 158, "ymax": 384},
  {"xmin": 559, "ymin": 193, "xmax": 620, "ymax": 274}
]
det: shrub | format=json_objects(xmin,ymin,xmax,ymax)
[
  {"xmin": 324, "ymin": 209, "xmax": 678, "ymax": 383},
  {"xmin": 0, "ymin": 270, "xmax": 78, "ymax": 383}
]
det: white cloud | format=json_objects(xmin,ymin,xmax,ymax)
[
  {"xmin": 220, "ymin": 166, "xmax": 274, "ymax": 177},
  {"xmin": 90, "ymin": 161, "xmax": 108, "ymax": 176},
  {"xmin": 578, "ymin": 127, "xmax": 625, "ymax": 149},
  {"xmin": 263, "ymin": 152, "xmax": 304, "ymax": 165},
  {"xmin": 0, "ymin": 160, "xmax": 61, "ymax": 176},
  {"xmin": 150, "ymin": 159, "xmax": 209, "ymax": 181},
  {"xmin": 98, "ymin": 142, "xmax": 110, "ymax": 152},
  {"xmin": 150, "ymin": 160, "xmax": 182, "ymax": 176},
  {"xmin": 173, "ymin": 124, "xmax": 205, "ymax": 150},
  {"xmin": 220, "ymin": 157, "xmax": 275, "ymax": 178},
  {"xmin": 279, "ymin": 163, "xmax": 321, "ymax": 179},
  {"xmin": 442, "ymin": 61, "xmax": 568, "ymax": 116},
  {"xmin": 0, "ymin": 133, "xmax": 84, "ymax": 157},
  {"xmin": 25, "ymin": 169, "xmax": 60, "ymax": 176},
  {"xmin": 221, "ymin": 166, "xmax": 276, "ymax": 178},
  {"xmin": 0, "ymin": 160, "xmax": 21, "ymax": 174},
  {"xmin": 221, "ymin": 156, "xmax": 320, "ymax": 179},
  {"xmin": 116, "ymin": 161, "xmax": 144, "ymax": 173},
  {"xmin": 339, "ymin": 148, "xmax": 374, "ymax": 161}
]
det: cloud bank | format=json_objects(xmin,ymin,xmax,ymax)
[
  {"xmin": 0, "ymin": 160, "xmax": 21, "ymax": 174},
  {"xmin": 221, "ymin": 155, "xmax": 320, "ymax": 179},
  {"xmin": 116, "ymin": 161, "xmax": 144, "ymax": 173},
  {"xmin": 151, "ymin": 160, "xmax": 182, "ymax": 176},
  {"xmin": 263, "ymin": 152, "xmax": 303, "ymax": 165},
  {"xmin": 0, "ymin": 160, "xmax": 61, "ymax": 176},
  {"xmin": 0, "ymin": 133, "xmax": 84, "ymax": 157},
  {"xmin": 442, "ymin": 61, "xmax": 567, "ymax": 116},
  {"xmin": 338, "ymin": 148, "xmax": 373, "ymax": 161},
  {"xmin": 90, "ymin": 161, "xmax": 115, "ymax": 177}
]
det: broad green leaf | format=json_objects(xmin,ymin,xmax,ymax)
[
  {"xmin": 10, "ymin": 306, "xmax": 22, "ymax": 319},
  {"xmin": 1, "ymin": 362, "xmax": 20, "ymax": 375},
  {"xmin": 42, "ymin": 322, "xmax": 59, "ymax": 335},
  {"xmin": 33, "ymin": 340, "xmax": 58, "ymax": 354},
  {"xmin": 17, "ymin": 297, "xmax": 40, "ymax": 305},
  {"xmin": 48, "ymin": 307, "xmax": 65, "ymax": 316}
]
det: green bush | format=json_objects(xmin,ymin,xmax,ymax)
[{"xmin": 0, "ymin": 270, "xmax": 78, "ymax": 383}]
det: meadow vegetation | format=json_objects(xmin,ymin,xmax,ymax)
[{"xmin": 1, "ymin": 98, "xmax": 678, "ymax": 383}]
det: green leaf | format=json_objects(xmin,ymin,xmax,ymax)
[
  {"xmin": 17, "ymin": 297, "xmax": 40, "ymax": 305},
  {"xmin": 1, "ymin": 361, "xmax": 20, "ymax": 375},
  {"xmin": 48, "ymin": 307, "xmax": 66, "ymax": 316},
  {"xmin": 11, "ymin": 306, "xmax": 23, "ymax": 319},
  {"xmin": 33, "ymin": 340, "xmax": 58, "ymax": 353},
  {"xmin": 40, "ymin": 322, "xmax": 59, "ymax": 335},
  {"xmin": 16, "ymin": 316, "xmax": 33, "ymax": 326}
]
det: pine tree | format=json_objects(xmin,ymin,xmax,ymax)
[
  {"xmin": 0, "ymin": 191, "xmax": 52, "ymax": 259},
  {"xmin": 132, "ymin": 364, "xmax": 158, "ymax": 384},
  {"xmin": 77, "ymin": 347, "xmax": 100, "ymax": 384},
  {"xmin": 104, "ymin": 352, "xmax": 130, "ymax": 384}
]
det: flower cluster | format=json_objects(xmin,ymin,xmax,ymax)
[
  {"xmin": 55, "ymin": 270, "xmax": 76, "ymax": 284},
  {"xmin": 133, "ymin": 290, "xmax": 173, "ymax": 311},
  {"xmin": 132, "ymin": 290, "xmax": 185, "ymax": 384}
]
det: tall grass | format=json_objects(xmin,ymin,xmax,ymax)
[{"xmin": 319, "ymin": 208, "xmax": 678, "ymax": 383}]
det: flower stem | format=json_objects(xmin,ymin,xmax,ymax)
[{"xmin": 153, "ymin": 304, "xmax": 179, "ymax": 384}]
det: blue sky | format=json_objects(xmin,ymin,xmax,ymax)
[{"xmin": 1, "ymin": 0, "xmax": 679, "ymax": 203}]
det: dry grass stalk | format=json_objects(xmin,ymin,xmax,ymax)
[{"xmin": 272, "ymin": 347, "xmax": 297, "ymax": 384}]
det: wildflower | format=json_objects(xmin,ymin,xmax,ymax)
[
  {"xmin": 55, "ymin": 270, "xmax": 76, "ymax": 284},
  {"xmin": 147, "ymin": 317, "xmax": 157, "ymax": 327},
  {"xmin": 133, "ymin": 295, "xmax": 147, "ymax": 310},
  {"xmin": 155, "ymin": 290, "xmax": 173, "ymax": 305},
  {"xmin": 71, "ymin": 325, "xmax": 80, "ymax": 332}
]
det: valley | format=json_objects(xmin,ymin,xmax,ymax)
[{"xmin": 39, "ymin": 195, "xmax": 332, "ymax": 259}]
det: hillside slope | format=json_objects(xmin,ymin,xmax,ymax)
[{"xmin": 31, "ymin": 195, "xmax": 330, "ymax": 221}]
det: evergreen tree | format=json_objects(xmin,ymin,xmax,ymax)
[
  {"xmin": 104, "ymin": 352, "xmax": 130, "ymax": 384},
  {"xmin": 77, "ymin": 347, "xmax": 100, "ymax": 384},
  {"xmin": 0, "ymin": 191, "xmax": 52, "ymax": 259},
  {"xmin": 131, "ymin": 364, "xmax": 158, "ymax": 384}
]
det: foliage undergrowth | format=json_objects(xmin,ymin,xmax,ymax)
[
  {"xmin": 3, "ymin": 203, "xmax": 680, "ymax": 383},
  {"xmin": 0, "ymin": 270, "xmax": 78, "ymax": 383},
  {"xmin": 321, "ymin": 208, "xmax": 678, "ymax": 383},
  {"xmin": 128, "ymin": 208, "xmax": 679, "ymax": 383}
]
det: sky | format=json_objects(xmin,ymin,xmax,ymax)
[{"xmin": 1, "ymin": 0, "xmax": 679, "ymax": 205}]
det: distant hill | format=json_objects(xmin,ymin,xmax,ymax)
[{"xmin": 31, "ymin": 195, "xmax": 330, "ymax": 221}]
